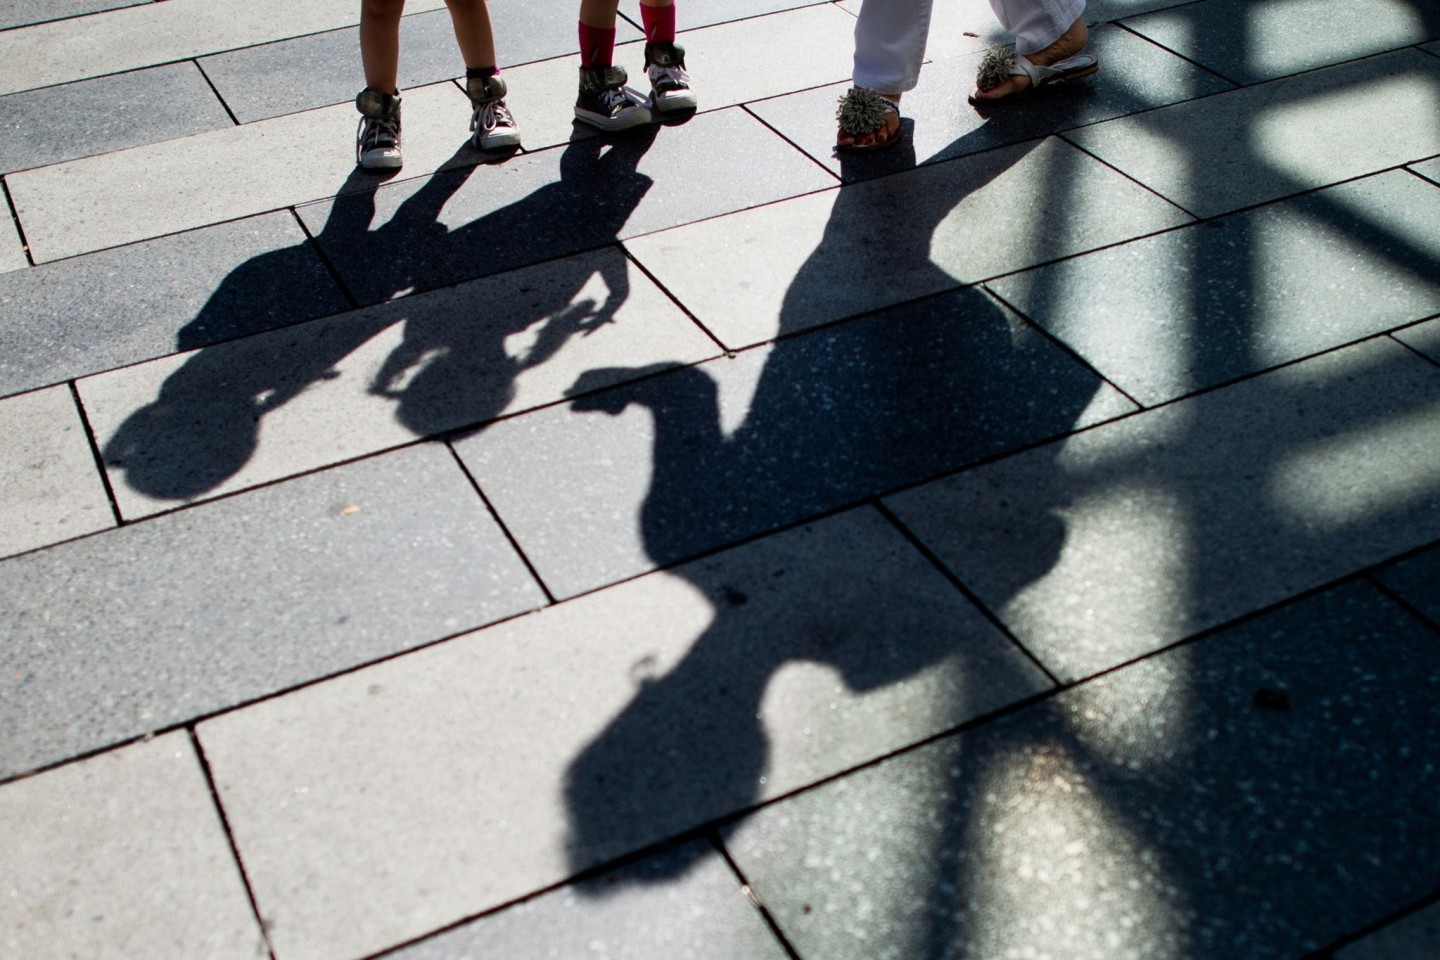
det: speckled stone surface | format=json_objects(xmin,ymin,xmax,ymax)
[
  {"xmin": 0, "ymin": 443, "xmax": 543, "ymax": 780},
  {"xmin": 627, "ymin": 136, "xmax": 1189, "ymax": 349},
  {"xmin": 1067, "ymin": 50, "xmax": 1440, "ymax": 217},
  {"xmin": 0, "ymin": 384, "xmax": 113, "ymax": 559},
  {"xmin": 748, "ymin": 24, "xmax": 1233, "ymax": 183},
  {"xmin": 0, "ymin": 0, "xmax": 143, "ymax": 31},
  {"xmin": 0, "ymin": 212, "xmax": 347, "ymax": 399},
  {"xmin": 988, "ymin": 169, "xmax": 1440, "ymax": 405},
  {"xmin": 199, "ymin": 4, "xmax": 638, "ymax": 123},
  {"xmin": 1394, "ymin": 317, "xmax": 1440, "ymax": 364},
  {"xmin": 388, "ymin": 840, "xmax": 791, "ymax": 960},
  {"xmin": 198, "ymin": 508, "xmax": 1051, "ymax": 960},
  {"xmin": 81, "ymin": 248, "xmax": 718, "ymax": 517},
  {"xmin": 1338, "ymin": 900, "xmax": 1440, "ymax": 959},
  {"xmin": 8, "ymin": 81, "xmax": 471, "ymax": 263},
  {"xmin": 1123, "ymin": 0, "xmax": 1440, "ymax": 84},
  {"xmin": 886, "ymin": 337, "xmax": 1440, "ymax": 681},
  {"xmin": 1374, "ymin": 543, "xmax": 1440, "ymax": 627},
  {"xmin": 0, "ymin": 732, "xmax": 266, "ymax": 960},
  {"xmin": 456, "ymin": 288, "xmax": 1135, "ymax": 599},
  {"xmin": 1412, "ymin": 157, "xmax": 1440, "ymax": 185},
  {"xmin": 727, "ymin": 581, "xmax": 1440, "ymax": 960},
  {"xmin": 0, "ymin": 210, "xmax": 24, "ymax": 274},
  {"xmin": 299, "ymin": 107, "xmax": 837, "ymax": 305},
  {"xmin": 674, "ymin": 0, "xmax": 833, "ymax": 30},
  {"xmin": 0, "ymin": 62, "xmax": 232, "ymax": 175}
]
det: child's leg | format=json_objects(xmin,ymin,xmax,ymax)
[
  {"xmin": 639, "ymin": 0, "xmax": 674, "ymax": 45},
  {"xmin": 446, "ymin": 0, "xmax": 520, "ymax": 148},
  {"xmin": 579, "ymin": 0, "xmax": 620, "ymax": 67},
  {"xmin": 360, "ymin": 0, "xmax": 406, "ymax": 93},
  {"xmin": 443, "ymin": 0, "xmax": 498, "ymax": 73}
]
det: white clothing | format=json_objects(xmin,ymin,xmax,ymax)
[{"xmin": 851, "ymin": 0, "xmax": 1086, "ymax": 92}]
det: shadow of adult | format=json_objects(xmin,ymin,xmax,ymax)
[{"xmin": 103, "ymin": 131, "xmax": 658, "ymax": 501}]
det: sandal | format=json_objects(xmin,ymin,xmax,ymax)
[
  {"xmin": 968, "ymin": 44, "xmax": 1099, "ymax": 105},
  {"xmin": 835, "ymin": 86, "xmax": 902, "ymax": 152}
]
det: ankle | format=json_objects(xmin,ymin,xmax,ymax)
[{"xmin": 1031, "ymin": 17, "xmax": 1087, "ymax": 66}]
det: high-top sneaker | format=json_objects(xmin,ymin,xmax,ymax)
[
  {"xmin": 575, "ymin": 65, "xmax": 651, "ymax": 131},
  {"xmin": 466, "ymin": 74, "xmax": 522, "ymax": 150},
  {"xmin": 644, "ymin": 41, "xmax": 696, "ymax": 113},
  {"xmin": 355, "ymin": 89, "xmax": 402, "ymax": 169}
]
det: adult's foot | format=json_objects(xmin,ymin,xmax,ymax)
[
  {"xmin": 971, "ymin": 16, "xmax": 1089, "ymax": 102},
  {"xmin": 835, "ymin": 89, "xmax": 901, "ymax": 151}
]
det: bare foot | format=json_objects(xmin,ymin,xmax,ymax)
[
  {"xmin": 836, "ymin": 93, "xmax": 900, "ymax": 151},
  {"xmin": 971, "ymin": 17, "xmax": 1089, "ymax": 102}
]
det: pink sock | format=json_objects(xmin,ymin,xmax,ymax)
[
  {"xmin": 578, "ymin": 22, "xmax": 616, "ymax": 68},
  {"xmin": 640, "ymin": 3, "xmax": 675, "ymax": 44}
]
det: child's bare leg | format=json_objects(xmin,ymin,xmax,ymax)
[
  {"xmin": 444, "ymin": 0, "xmax": 497, "ymax": 70},
  {"xmin": 360, "ymin": 0, "xmax": 406, "ymax": 93},
  {"xmin": 579, "ymin": 0, "xmax": 620, "ymax": 32}
]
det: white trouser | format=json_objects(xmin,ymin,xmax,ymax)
[{"xmin": 851, "ymin": 0, "xmax": 1086, "ymax": 92}]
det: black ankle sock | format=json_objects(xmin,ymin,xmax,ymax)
[{"xmin": 466, "ymin": 65, "xmax": 499, "ymax": 79}]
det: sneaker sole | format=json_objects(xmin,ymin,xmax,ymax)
[
  {"xmin": 651, "ymin": 90, "xmax": 697, "ymax": 112},
  {"xmin": 359, "ymin": 151, "xmax": 403, "ymax": 170},
  {"xmin": 574, "ymin": 105, "xmax": 653, "ymax": 131},
  {"xmin": 476, "ymin": 130, "xmax": 522, "ymax": 150}
]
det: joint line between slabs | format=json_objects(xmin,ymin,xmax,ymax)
[
  {"xmin": 444, "ymin": 441, "xmax": 559, "ymax": 606},
  {"xmin": 69, "ymin": 380, "xmax": 125, "ymax": 527},
  {"xmin": 711, "ymin": 832, "xmax": 808, "ymax": 960},
  {"xmin": 192, "ymin": 58, "xmax": 242, "ymax": 127},
  {"xmin": 1, "ymin": 175, "xmax": 36, "ymax": 268},
  {"xmin": 290, "ymin": 206, "xmax": 363, "ymax": 310},
  {"xmin": 619, "ymin": 242, "xmax": 730, "ymax": 352}
]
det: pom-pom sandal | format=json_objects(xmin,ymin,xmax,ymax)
[
  {"xmin": 835, "ymin": 86, "xmax": 902, "ymax": 152},
  {"xmin": 968, "ymin": 44, "xmax": 1098, "ymax": 105}
]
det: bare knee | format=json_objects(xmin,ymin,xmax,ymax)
[{"xmin": 362, "ymin": 0, "xmax": 405, "ymax": 22}]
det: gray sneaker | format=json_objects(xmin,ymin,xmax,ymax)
[
  {"xmin": 466, "ymin": 74, "xmax": 522, "ymax": 150},
  {"xmin": 355, "ymin": 89, "xmax": 402, "ymax": 170},
  {"xmin": 575, "ymin": 65, "xmax": 651, "ymax": 131}
]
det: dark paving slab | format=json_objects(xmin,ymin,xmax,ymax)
[
  {"xmin": 1082, "ymin": 0, "xmax": 1194, "ymax": 22},
  {"xmin": 1375, "ymin": 543, "xmax": 1440, "ymax": 627},
  {"xmin": 0, "ymin": 0, "xmax": 144, "ymax": 30},
  {"xmin": 1395, "ymin": 316, "xmax": 1440, "ymax": 364},
  {"xmin": 0, "ymin": 443, "xmax": 544, "ymax": 780},
  {"xmin": 0, "ymin": 209, "xmax": 24, "ymax": 273},
  {"xmin": 887, "ymin": 338, "xmax": 1440, "ymax": 681},
  {"xmin": 1123, "ymin": 0, "xmax": 1440, "ymax": 84},
  {"xmin": 749, "ymin": 23, "xmax": 1233, "ymax": 183},
  {"xmin": 388, "ymin": 841, "xmax": 789, "ymax": 960},
  {"xmin": 727, "ymin": 581, "xmax": 1440, "ymax": 959},
  {"xmin": 201, "ymin": 5, "xmax": 639, "ymax": 123},
  {"xmin": 1067, "ymin": 49, "xmax": 1440, "ymax": 217},
  {"xmin": 1339, "ymin": 901, "xmax": 1440, "ymax": 960},
  {"xmin": 198, "ymin": 507, "xmax": 1052, "ymax": 959},
  {"xmin": 0, "ymin": 211, "xmax": 348, "ymax": 400},
  {"xmin": 988, "ymin": 169, "xmax": 1440, "ymax": 405},
  {"xmin": 455, "ymin": 287, "xmax": 1134, "ymax": 599},
  {"xmin": 0, "ymin": 62, "xmax": 232, "ymax": 175},
  {"xmin": 298, "ymin": 107, "xmax": 836, "ymax": 306}
]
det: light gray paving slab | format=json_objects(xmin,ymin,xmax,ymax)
[
  {"xmin": 1339, "ymin": 901, "xmax": 1440, "ymax": 960},
  {"xmin": 0, "ymin": 0, "xmax": 147, "ymax": 31},
  {"xmin": 0, "ymin": 733, "xmax": 266, "ymax": 960},
  {"xmin": 0, "ymin": 384, "xmax": 112, "ymax": 559},
  {"xmin": 988, "ymin": 169, "xmax": 1440, "ymax": 405},
  {"xmin": 886, "ymin": 337, "xmax": 1440, "ymax": 681},
  {"xmin": 457, "ymin": 288, "xmax": 1134, "ymax": 599},
  {"xmin": 0, "ymin": 62, "xmax": 232, "ymax": 175},
  {"xmin": 677, "ymin": 0, "xmax": 833, "ymax": 30},
  {"xmin": 1066, "ymin": 49, "xmax": 1440, "ymax": 217},
  {"xmin": 728, "ymin": 581, "xmax": 1440, "ymax": 959},
  {"xmin": 0, "ymin": 206, "xmax": 24, "ymax": 273},
  {"xmin": 1412, "ymin": 156, "xmax": 1440, "ymax": 184},
  {"xmin": 0, "ymin": 443, "xmax": 544, "ymax": 780},
  {"xmin": 627, "ymin": 136, "xmax": 1189, "ymax": 349},
  {"xmin": 1123, "ymin": 0, "xmax": 1440, "ymax": 84},
  {"xmin": 836, "ymin": 0, "xmax": 1000, "ymax": 58},
  {"xmin": 1375, "ymin": 542, "xmax": 1440, "ymax": 627},
  {"xmin": 0, "ymin": 0, "xmax": 446, "ymax": 96},
  {"xmin": 748, "ymin": 24, "xmax": 1232, "ymax": 183},
  {"xmin": 198, "ymin": 508, "xmax": 1052, "ymax": 960},
  {"xmin": 8, "ymin": 81, "xmax": 471, "ymax": 263},
  {"xmin": 0, "ymin": 211, "xmax": 348, "ymax": 399},
  {"xmin": 1395, "ymin": 316, "xmax": 1440, "ymax": 364},
  {"xmin": 200, "ymin": 5, "xmax": 639, "ymax": 123},
  {"xmin": 82, "ymin": 248, "xmax": 718, "ymax": 517},
  {"xmin": 388, "ymin": 840, "xmax": 790, "ymax": 960},
  {"xmin": 300, "ymin": 106, "xmax": 837, "ymax": 303},
  {"xmin": 1082, "ymin": 0, "xmax": 1195, "ymax": 22}
]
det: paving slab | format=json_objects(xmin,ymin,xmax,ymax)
[
  {"xmin": 9, "ymin": 82, "xmax": 477, "ymax": 263},
  {"xmin": 0, "ymin": 443, "xmax": 543, "ymax": 780},
  {"xmin": 1122, "ymin": 0, "xmax": 1440, "ymax": 85},
  {"xmin": 0, "ymin": 385, "xmax": 113, "ymax": 559},
  {"xmin": 627, "ymin": 136, "xmax": 1189, "ymax": 349},
  {"xmin": 1374, "ymin": 542, "xmax": 1440, "ymax": 627},
  {"xmin": 456, "ymin": 287, "xmax": 1135, "ymax": 598},
  {"xmin": 0, "ymin": 62, "xmax": 232, "ymax": 175},
  {"xmin": 0, "ymin": 732, "xmax": 265, "ymax": 960},
  {"xmin": 886, "ymin": 337, "xmax": 1440, "ymax": 681},
  {"xmin": 388, "ymin": 840, "xmax": 790, "ymax": 960},
  {"xmin": 1412, "ymin": 156, "xmax": 1440, "ymax": 185},
  {"xmin": 0, "ymin": 207, "xmax": 24, "ymax": 273},
  {"xmin": 727, "ymin": 581, "xmax": 1440, "ymax": 959},
  {"xmin": 1395, "ymin": 317, "xmax": 1440, "ymax": 364},
  {"xmin": 82, "ymin": 248, "xmax": 718, "ymax": 517},
  {"xmin": 200, "ymin": 5, "xmax": 639, "ymax": 124},
  {"xmin": 198, "ymin": 507, "xmax": 1052, "ymax": 960},
  {"xmin": 299, "ymin": 107, "xmax": 837, "ymax": 305},
  {"xmin": 988, "ymin": 169, "xmax": 1440, "ymax": 405},
  {"xmin": 0, "ymin": 0, "xmax": 147, "ymax": 31},
  {"xmin": 0, "ymin": 211, "xmax": 348, "ymax": 400},
  {"xmin": 670, "ymin": 0, "xmax": 833, "ymax": 31},
  {"xmin": 1426, "ymin": 40, "xmax": 1440, "ymax": 57},
  {"xmin": 1082, "ymin": 0, "xmax": 1195, "ymax": 22},
  {"xmin": 749, "ymin": 24, "xmax": 1232, "ymax": 183},
  {"xmin": 0, "ymin": 0, "xmax": 447, "ymax": 96},
  {"xmin": 1338, "ymin": 901, "xmax": 1440, "ymax": 960},
  {"xmin": 1066, "ymin": 49, "xmax": 1440, "ymax": 218}
]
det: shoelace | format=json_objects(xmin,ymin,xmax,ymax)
[
  {"xmin": 649, "ymin": 64, "xmax": 690, "ymax": 90},
  {"xmin": 472, "ymin": 99, "xmax": 516, "ymax": 134},
  {"xmin": 599, "ymin": 86, "xmax": 635, "ymax": 112},
  {"xmin": 356, "ymin": 115, "xmax": 399, "ymax": 153}
]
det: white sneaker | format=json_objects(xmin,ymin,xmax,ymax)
[
  {"xmin": 355, "ymin": 89, "xmax": 402, "ymax": 170},
  {"xmin": 466, "ymin": 74, "xmax": 522, "ymax": 151}
]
